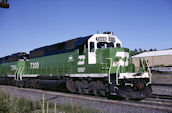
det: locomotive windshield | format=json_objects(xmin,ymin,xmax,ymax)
[{"xmin": 97, "ymin": 42, "xmax": 114, "ymax": 49}]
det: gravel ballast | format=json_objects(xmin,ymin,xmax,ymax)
[
  {"xmin": 0, "ymin": 85, "xmax": 171, "ymax": 113},
  {"xmin": 151, "ymin": 73, "xmax": 172, "ymax": 95}
]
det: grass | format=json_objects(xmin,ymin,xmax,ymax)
[
  {"xmin": 0, "ymin": 89, "xmax": 97, "ymax": 113},
  {"xmin": 43, "ymin": 102, "xmax": 98, "ymax": 113},
  {"xmin": 0, "ymin": 89, "xmax": 41, "ymax": 113}
]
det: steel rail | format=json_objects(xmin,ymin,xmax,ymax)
[
  {"xmin": 150, "ymin": 94, "xmax": 172, "ymax": 100},
  {"xmin": 151, "ymin": 83, "xmax": 172, "ymax": 87}
]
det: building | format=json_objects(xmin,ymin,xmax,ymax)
[{"xmin": 132, "ymin": 49, "xmax": 172, "ymax": 69}]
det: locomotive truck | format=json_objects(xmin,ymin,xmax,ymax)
[{"xmin": 0, "ymin": 32, "xmax": 152, "ymax": 99}]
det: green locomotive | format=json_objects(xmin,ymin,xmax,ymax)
[{"xmin": 0, "ymin": 32, "xmax": 152, "ymax": 99}]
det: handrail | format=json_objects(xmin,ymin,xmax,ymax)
[
  {"xmin": 19, "ymin": 67, "xmax": 24, "ymax": 81},
  {"xmin": 145, "ymin": 59, "xmax": 152, "ymax": 85},
  {"xmin": 14, "ymin": 68, "xmax": 18, "ymax": 80},
  {"xmin": 106, "ymin": 58, "xmax": 112, "ymax": 84},
  {"xmin": 116, "ymin": 62, "xmax": 120, "ymax": 85},
  {"xmin": 16, "ymin": 67, "xmax": 21, "ymax": 80},
  {"xmin": 141, "ymin": 59, "xmax": 145, "ymax": 71}
]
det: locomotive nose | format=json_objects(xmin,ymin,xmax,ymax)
[{"xmin": 117, "ymin": 86, "xmax": 145, "ymax": 100}]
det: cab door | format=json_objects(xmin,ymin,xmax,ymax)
[
  {"xmin": 77, "ymin": 44, "xmax": 86, "ymax": 73},
  {"xmin": 88, "ymin": 41, "xmax": 96, "ymax": 64}
]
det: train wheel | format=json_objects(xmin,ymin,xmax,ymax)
[
  {"xmin": 143, "ymin": 85, "xmax": 152, "ymax": 97},
  {"xmin": 84, "ymin": 89, "xmax": 89, "ymax": 95},
  {"xmin": 66, "ymin": 79, "xmax": 77, "ymax": 93},
  {"xmin": 99, "ymin": 90, "xmax": 106, "ymax": 96}
]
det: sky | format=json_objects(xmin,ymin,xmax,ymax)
[{"xmin": 0, "ymin": 0, "xmax": 172, "ymax": 57}]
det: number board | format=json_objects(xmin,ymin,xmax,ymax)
[
  {"xmin": 96, "ymin": 37, "xmax": 107, "ymax": 42},
  {"xmin": 109, "ymin": 37, "xmax": 115, "ymax": 43}
]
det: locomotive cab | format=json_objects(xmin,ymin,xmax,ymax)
[
  {"xmin": 86, "ymin": 32, "xmax": 152, "ymax": 99},
  {"xmin": 87, "ymin": 32, "xmax": 122, "ymax": 64}
]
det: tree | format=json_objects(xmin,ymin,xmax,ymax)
[
  {"xmin": 133, "ymin": 48, "xmax": 138, "ymax": 55},
  {"xmin": 143, "ymin": 49, "xmax": 147, "ymax": 52},
  {"xmin": 153, "ymin": 48, "xmax": 157, "ymax": 51},
  {"xmin": 138, "ymin": 48, "xmax": 143, "ymax": 53},
  {"xmin": 130, "ymin": 50, "xmax": 134, "ymax": 56},
  {"xmin": 149, "ymin": 48, "xmax": 153, "ymax": 51}
]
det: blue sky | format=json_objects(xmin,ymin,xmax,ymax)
[{"xmin": 0, "ymin": 0, "xmax": 172, "ymax": 57}]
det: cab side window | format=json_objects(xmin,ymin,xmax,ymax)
[
  {"xmin": 90, "ymin": 42, "xmax": 95, "ymax": 52},
  {"xmin": 97, "ymin": 42, "xmax": 105, "ymax": 49},
  {"xmin": 79, "ymin": 44, "xmax": 85, "ymax": 55},
  {"xmin": 116, "ymin": 43, "xmax": 121, "ymax": 48}
]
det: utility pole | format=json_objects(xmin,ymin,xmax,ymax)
[{"xmin": 0, "ymin": 0, "xmax": 9, "ymax": 8}]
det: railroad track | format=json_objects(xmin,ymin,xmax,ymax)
[
  {"xmin": 142, "ymin": 97, "xmax": 172, "ymax": 106},
  {"xmin": 151, "ymin": 83, "xmax": 172, "ymax": 97},
  {"xmin": 0, "ymin": 85, "xmax": 172, "ymax": 112},
  {"xmin": 151, "ymin": 83, "xmax": 172, "ymax": 87},
  {"xmin": 151, "ymin": 94, "xmax": 172, "ymax": 100}
]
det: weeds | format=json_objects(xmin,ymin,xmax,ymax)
[
  {"xmin": 43, "ymin": 102, "xmax": 97, "ymax": 113},
  {"xmin": 0, "ymin": 89, "xmax": 97, "ymax": 113},
  {"xmin": 0, "ymin": 89, "xmax": 40, "ymax": 113}
]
